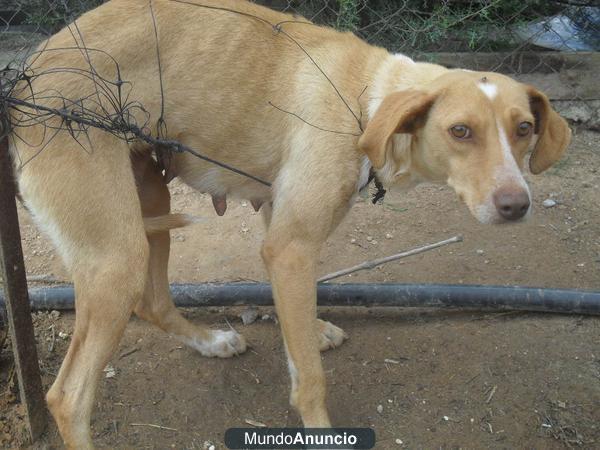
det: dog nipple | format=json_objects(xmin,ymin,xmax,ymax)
[
  {"xmin": 211, "ymin": 194, "xmax": 227, "ymax": 216},
  {"xmin": 250, "ymin": 200, "xmax": 263, "ymax": 212}
]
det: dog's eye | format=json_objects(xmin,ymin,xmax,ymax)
[
  {"xmin": 449, "ymin": 125, "xmax": 471, "ymax": 139},
  {"xmin": 517, "ymin": 121, "xmax": 532, "ymax": 137}
]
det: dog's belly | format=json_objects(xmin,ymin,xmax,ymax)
[{"xmin": 176, "ymin": 163, "xmax": 272, "ymax": 214}]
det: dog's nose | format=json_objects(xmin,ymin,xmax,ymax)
[{"xmin": 493, "ymin": 188, "xmax": 530, "ymax": 221}]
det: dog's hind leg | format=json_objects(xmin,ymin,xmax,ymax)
[
  {"xmin": 132, "ymin": 154, "xmax": 246, "ymax": 357},
  {"xmin": 46, "ymin": 250, "xmax": 147, "ymax": 449},
  {"xmin": 16, "ymin": 133, "xmax": 150, "ymax": 449}
]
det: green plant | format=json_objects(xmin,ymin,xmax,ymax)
[
  {"xmin": 336, "ymin": 0, "xmax": 360, "ymax": 31},
  {"xmin": 23, "ymin": 0, "xmax": 103, "ymax": 33}
]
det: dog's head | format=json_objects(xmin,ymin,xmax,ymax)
[{"xmin": 359, "ymin": 70, "xmax": 571, "ymax": 224}]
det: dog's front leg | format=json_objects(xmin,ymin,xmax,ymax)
[{"xmin": 262, "ymin": 234, "xmax": 330, "ymax": 427}]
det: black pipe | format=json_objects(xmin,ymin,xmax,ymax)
[{"xmin": 1, "ymin": 283, "xmax": 599, "ymax": 315}]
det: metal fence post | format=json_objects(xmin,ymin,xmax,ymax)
[{"xmin": 0, "ymin": 120, "xmax": 47, "ymax": 442}]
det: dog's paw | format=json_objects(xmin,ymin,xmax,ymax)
[
  {"xmin": 317, "ymin": 319, "xmax": 348, "ymax": 351},
  {"xmin": 186, "ymin": 330, "xmax": 247, "ymax": 358}
]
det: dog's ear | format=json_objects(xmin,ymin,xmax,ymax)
[
  {"xmin": 359, "ymin": 90, "xmax": 436, "ymax": 169},
  {"xmin": 527, "ymin": 86, "xmax": 571, "ymax": 174}
]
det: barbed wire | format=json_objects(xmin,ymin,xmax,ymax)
[{"xmin": 0, "ymin": 0, "xmax": 376, "ymax": 184}]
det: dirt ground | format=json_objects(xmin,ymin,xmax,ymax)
[{"xmin": 0, "ymin": 124, "xmax": 598, "ymax": 449}]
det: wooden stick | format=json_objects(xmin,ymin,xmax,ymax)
[
  {"xmin": 318, "ymin": 235, "xmax": 463, "ymax": 283},
  {"xmin": 130, "ymin": 423, "xmax": 178, "ymax": 432}
]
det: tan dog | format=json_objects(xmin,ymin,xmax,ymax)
[{"xmin": 9, "ymin": 0, "xmax": 570, "ymax": 447}]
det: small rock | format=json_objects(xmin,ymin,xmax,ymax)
[
  {"xmin": 376, "ymin": 404, "xmax": 383, "ymax": 414},
  {"xmin": 542, "ymin": 199, "xmax": 557, "ymax": 208},
  {"xmin": 476, "ymin": 249, "xmax": 484, "ymax": 255},
  {"xmin": 558, "ymin": 400, "xmax": 566, "ymax": 409},
  {"xmin": 371, "ymin": 240, "xmax": 378, "ymax": 245},
  {"xmin": 261, "ymin": 314, "xmax": 271, "ymax": 321},
  {"xmin": 350, "ymin": 238, "xmax": 357, "ymax": 244},
  {"xmin": 385, "ymin": 233, "xmax": 393, "ymax": 239},
  {"xmin": 395, "ymin": 438, "xmax": 403, "ymax": 445},
  {"xmin": 241, "ymin": 201, "xmax": 248, "ymax": 207},
  {"xmin": 240, "ymin": 307, "xmax": 259, "ymax": 325},
  {"xmin": 58, "ymin": 331, "xmax": 69, "ymax": 340},
  {"xmin": 366, "ymin": 236, "xmax": 373, "ymax": 242},
  {"xmin": 103, "ymin": 365, "xmax": 116, "ymax": 378}
]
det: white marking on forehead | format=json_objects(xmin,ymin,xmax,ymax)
[{"xmin": 478, "ymin": 82, "xmax": 497, "ymax": 100}]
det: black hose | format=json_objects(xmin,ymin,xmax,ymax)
[{"xmin": 1, "ymin": 283, "xmax": 599, "ymax": 315}]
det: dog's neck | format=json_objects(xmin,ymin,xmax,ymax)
[
  {"xmin": 361, "ymin": 53, "xmax": 448, "ymax": 187},
  {"xmin": 366, "ymin": 53, "xmax": 448, "ymax": 114}
]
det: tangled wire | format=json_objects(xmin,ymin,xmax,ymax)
[{"xmin": 0, "ymin": 0, "xmax": 372, "ymax": 190}]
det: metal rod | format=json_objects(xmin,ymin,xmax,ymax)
[
  {"xmin": 0, "ymin": 127, "xmax": 47, "ymax": 441},
  {"xmin": 5, "ymin": 283, "xmax": 600, "ymax": 316}
]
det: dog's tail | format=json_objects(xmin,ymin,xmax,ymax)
[{"xmin": 143, "ymin": 214, "xmax": 203, "ymax": 235}]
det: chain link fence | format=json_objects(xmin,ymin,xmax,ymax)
[
  {"xmin": 263, "ymin": 1, "xmax": 600, "ymax": 132},
  {"xmin": 2, "ymin": 1, "xmax": 599, "ymax": 61},
  {"xmin": 3, "ymin": 1, "xmax": 599, "ymax": 52},
  {"xmin": 264, "ymin": 1, "xmax": 599, "ymax": 54}
]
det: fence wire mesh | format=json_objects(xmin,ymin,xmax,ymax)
[
  {"xmin": 3, "ymin": 1, "xmax": 599, "ymax": 57},
  {"xmin": 0, "ymin": 0, "xmax": 598, "ymax": 167},
  {"xmin": 266, "ymin": 1, "xmax": 599, "ymax": 54}
]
